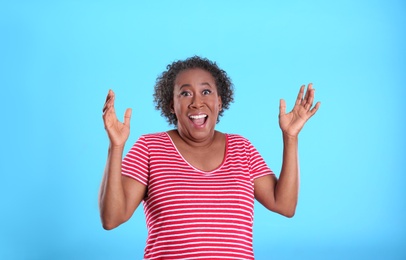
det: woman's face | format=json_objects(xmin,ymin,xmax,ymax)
[{"xmin": 172, "ymin": 68, "xmax": 222, "ymax": 142}]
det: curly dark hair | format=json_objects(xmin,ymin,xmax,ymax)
[{"xmin": 153, "ymin": 56, "xmax": 234, "ymax": 126}]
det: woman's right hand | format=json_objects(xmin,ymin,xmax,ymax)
[{"xmin": 102, "ymin": 90, "xmax": 132, "ymax": 147}]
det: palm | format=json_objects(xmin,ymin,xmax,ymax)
[
  {"xmin": 102, "ymin": 90, "xmax": 132, "ymax": 147},
  {"xmin": 279, "ymin": 84, "xmax": 320, "ymax": 137}
]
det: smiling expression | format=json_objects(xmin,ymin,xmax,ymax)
[{"xmin": 172, "ymin": 68, "xmax": 222, "ymax": 140}]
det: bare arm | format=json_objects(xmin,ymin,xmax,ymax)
[
  {"xmin": 255, "ymin": 84, "xmax": 320, "ymax": 217},
  {"xmin": 99, "ymin": 90, "xmax": 146, "ymax": 230},
  {"xmin": 254, "ymin": 135, "xmax": 299, "ymax": 217}
]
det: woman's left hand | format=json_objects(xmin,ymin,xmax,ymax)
[{"xmin": 279, "ymin": 83, "xmax": 321, "ymax": 137}]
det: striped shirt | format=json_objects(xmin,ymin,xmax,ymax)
[{"xmin": 122, "ymin": 132, "xmax": 273, "ymax": 259}]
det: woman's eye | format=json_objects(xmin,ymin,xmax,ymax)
[
  {"xmin": 202, "ymin": 89, "xmax": 212, "ymax": 95},
  {"xmin": 180, "ymin": 91, "xmax": 191, "ymax": 96}
]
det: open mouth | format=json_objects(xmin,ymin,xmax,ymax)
[{"xmin": 189, "ymin": 114, "xmax": 208, "ymax": 126}]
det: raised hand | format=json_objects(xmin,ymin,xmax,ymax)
[
  {"xmin": 102, "ymin": 90, "xmax": 132, "ymax": 147},
  {"xmin": 279, "ymin": 83, "xmax": 320, "ymax": 138}
]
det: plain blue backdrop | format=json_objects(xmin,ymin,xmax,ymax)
[{"xmin": 1, "ymin": 1, "xmax": 405, "ymax": 259}]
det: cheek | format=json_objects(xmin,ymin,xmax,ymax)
[{"xmin": 172, "ymin": 99, "xmax": 187, "ymax": 113}]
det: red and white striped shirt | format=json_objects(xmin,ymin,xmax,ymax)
[{"xmin": 122, "ymin": 132, "xmax": 273, "ymax": 259}]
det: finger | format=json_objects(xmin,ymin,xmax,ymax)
[
  {"xmin": 103, "ymin": 91, "xmax": 111, "ymax": 113},
  {"xmin": 295, "ymin": 85, "xmax": 305, "ymax": 106},
  {"xmin": 102, "ymin": 101, "xmax": 111, "ymax": 114},
  {"xmin": 309, "ymin": 101, "xmax": 321, "ymax": 116},
  {"xmin": 102, "ymin": 90, "xmax": 115, "ymax": 113},
  {"xmin": 102, "ymin": 103, "xmax": 116, "ymax": 125},
  {"xmin": 102, "ymin": 92, "xmax": 117, "ymax": 122},
  {"xmin": 302, "ymin": 83, "xmax": 313, "ymax": 110},
  {"xmin": 105, "ymin": 89, "xmax": 110, "ymax": 102},
  {"xmin": 103, "ymin": 89, "xmax": 113, "ymax": 108},
  {"xmin": 305, "ymin": 87, "xmax": 315, "ymax": 110},
  {"xmin": 303, "ymin": 83, "xmax": 312, "ymax": 101},
  {"xmin": 123, "ymin": 108, "xmax": 132, "ymax": 127},
  {"xmin": 103, "ymin": 103, "xmax": 116, "ymax": 120},
  {"xmin": 279, "ymin": 99, "xmax": 286, "ymax": 117}
]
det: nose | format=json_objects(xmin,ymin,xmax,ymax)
[{"xmin": 190, "ymin": 94, "xmax": 203, "ymax": 108}]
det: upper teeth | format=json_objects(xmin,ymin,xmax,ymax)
[{"xmin": 189, "ymin": 114, "xmax": 207, "ymax": 119}]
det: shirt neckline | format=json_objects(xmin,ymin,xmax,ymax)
[{"xmin": 164, "ymin": 131, "xmax": 229, "ymax": 174}]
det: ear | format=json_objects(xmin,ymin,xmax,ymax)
[{"xmin": 218, "ymin": 96, "xmax": 223, "ymax": 111}]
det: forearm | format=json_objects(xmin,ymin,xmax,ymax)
[
  {"xmin": 99, "ymin": 144, "xmax": 127, "ymax": 229},
  {"xmin": 274, "ymin": 134, "xmax": 299, "ymax": 217}
]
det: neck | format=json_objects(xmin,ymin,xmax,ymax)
[{"xmin": 174, "ymin": 128, "xmax": 218, "ymax": 149}]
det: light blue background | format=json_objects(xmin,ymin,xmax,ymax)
[{"xmin": 1, "ymin": 1, "xmax": 405, "ymax": 259}]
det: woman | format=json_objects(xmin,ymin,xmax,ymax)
[{"xmin": 100, "ymin": 56, "xmax": 320, "ymax": 259}]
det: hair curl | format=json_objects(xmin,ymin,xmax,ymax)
[{"xmin": 153, "ymin": 56, "xmax": 234, "ymax": 126}]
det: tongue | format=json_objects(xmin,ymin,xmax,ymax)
[{"xmin": 192, "ymin": 117, "xmax": 206, "ymax": 126}]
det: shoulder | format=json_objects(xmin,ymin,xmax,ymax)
[
  {"xmin": 225, "ymin": 133, "xmax": 251, "ymax": 145},
  {"xmin": 130, "ymin": 132, "xmax": 170, "ymax": 149},
  {"xmin": 225, "ymin": 133, "xmax": 257, "ymax": 154},
  {"xmin": 225, "ymin": 133, "xmax": 263, "ymax": 156},
  {"xmin": 140, "ymin": 131, "xmax": 168, "ymax": 140}
]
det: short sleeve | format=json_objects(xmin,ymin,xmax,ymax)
[
  {"xmin": 121, "ymin": 135, "xmax": 150, "ymax": 186},
  {"xmin": 247, "ymin": 139, "xmax": 274, "ymax": 181}
]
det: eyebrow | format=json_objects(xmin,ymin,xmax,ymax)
[{"xmin": 179, "ymin": 82, "xmax": 212, "ymax": 90}]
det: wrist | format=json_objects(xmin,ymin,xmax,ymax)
[
  {"xmin": 109, "ymin": 143, "xmax": 125, "ymax": 151},
  {"xmin": 282, "ymin": 132, "xmax": 299, "ymax": 143}
]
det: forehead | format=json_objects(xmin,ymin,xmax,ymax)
[{"xmin": 174, "ymin": 68, "xmax": 215, "ymax": 87}]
